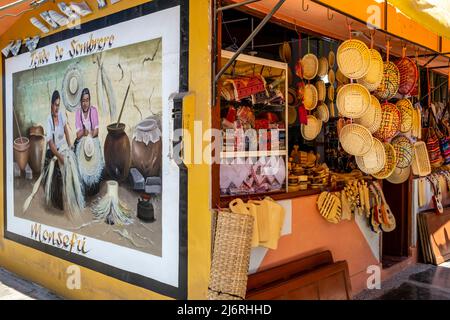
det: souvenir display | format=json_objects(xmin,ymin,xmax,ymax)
[{"xmin": 337, "ymin": 39, "xmax": 371, "ymax": 79}]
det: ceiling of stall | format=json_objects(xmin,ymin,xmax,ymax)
[{"xmin": 220, "ymin": 0, "xmax": 450, "ymax": 75}]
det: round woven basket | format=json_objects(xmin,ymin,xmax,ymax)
[
  {"xmin": 279, "ymin": 41, "xmax": 292, "ymax": 63},
  {"xmin": 372, "ymin": 143, "xmax": 397, "ymax": 179},
  {"xmin": 357, "ymin": 49, "xmax": 384, "ymax": 92},
  {"xmin": 411, "ymin": 141, "xmax": 431, "ymax": 177},
  {"xmin": 396, "ymin": 99, "xmax": 413, "ymax": 133},
  {"xmin": 355, "ymin": 95, "xmax": 382, "ymax": 133},
  {"xmin": 288, "ymin": 88, "xmax": 299, "ymax": 107},
  {"xmin": 391, "ymin": 135, "xmax": 413, "ymax": 169},
  {"xmin": 356, "ymin": 137, "xmax": 386, "ymax": 174},
  {"xmin": 288, "ymin": 105, "xmax": 297, "ymax": 126},
  {"xmin": 336, "ymin": 68, "xmax": 350, "ymax": 84},
  {"xmin": 302, "ymin": 54, "xmax": 319, "ymax": 80},
  {"xmin": 387, "ymin": 166, "xmax": 411, "ymax": 184},
  {"xmin": 328, "ymin": 69, "xmax": 335, "ymax": 84},
  {"xmin": 303, "ymin": 84, "xmax": 318, "ymax": 110},
  {"xmin": 374, "ymin": 102, "xmax": 401, "ymax": 141},
  {"xmin": 329, "ymin": 51, "xmax": 336, "ymax": 68},
  {"xmin": 375, "ymin": 61, "xmax": 400, "ymax": 100},
  {"xmin": 337, "ymin": 39, "xmax": 371, "ymax": 79},
  {"xmin": 314, "ymin": 103, "xmax": 330, "ymax": 123},
  {"xmin": 339, "ymin": 123, "xmax": 374, "ymax": 156},
  {"xmin": 336, "ymin": 83, "xmax": 371, "ymax": 118},
  {"xmin": 301, "ymin": 115, "xmax": 322, "ymax": 140},
  {"xmin": 318, "ymin": 57, "xmax": 329, "ymax": 77},
  {"xmin": 328, "ymin": 85, "xmax": 335, "ymax": 102},
  {"xmin": 396, "ymin": 57, "xmax": 418, "ymax": 96},
  {"xmin": 315, "ymin": 80, "xmax": 326, "ymax": 101}
]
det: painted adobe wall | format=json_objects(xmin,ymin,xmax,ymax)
[{"xmin": 0, "ymin": 0, "xmax": 212, "ymax": 300}]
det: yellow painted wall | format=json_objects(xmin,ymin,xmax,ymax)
[{"xmin": 0, "ymin": 0, "xmax": 212, "ymax": 300}]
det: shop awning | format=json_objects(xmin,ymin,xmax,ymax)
[{"xmin": 388, "ymin": 0, "xmax": 450, "ymax": 39}]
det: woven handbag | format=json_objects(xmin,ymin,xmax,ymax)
[
  {"xmin": 426, "ymin": 126, "xmax": 444, "ymax": 168},
  {"xmin": 208, "ymin": 209, "xmax": 254, "ymax": 300}
]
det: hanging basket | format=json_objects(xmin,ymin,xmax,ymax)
[
  {"xmin": 355, "ymin": 137, "xmax": 386, "ymax": 175},
  {"xmin": 315, "ymin": 80, "xmax": 326, "ymax": 102},
  {"xmin": 208, "ymin": 210, "xmax": 253, "ymax": 300},
  {"xmin": 314, "ymin": 103, "xmax": 330, "ymax": 123},
  {"xmin": 318, "ymin": 57, "xmax": 329, "ymax": 77},
  {"xmin": 387, "ymin": 166, "xmax": 411, "ymax": 184},
  {"xmin": 411, "ymin": 141, "xmax": 431, "ymax": 177},
  {"xmin": 391, "ymin": 135, "xmax": 414, "ymax": 169},
  {"xmin": 336, "ymin": 83, "xmax": 371, "ymax": 118},
  {"xmin": 373, "ymin": 102, "xmax": 401, "ymax": 141},
  {"xmin": 302, "ymin": 54, "xmax": 319, "ymax": 80},
  {"xmin": 375, "ymin": 61, "xmax": 400, "ymax": 100},
  {"xmin": 301, "ymin": 115, "xmax": 322, "ymax": 141},
  {"xmin": 357, "ymin": 49, "xmax": 384, "ymax": 92},
  {"xmin": 396, "ymin": 99, "xmax": 414, "ymax": 133},
  {"xmin": 328, "ymin": 69, "xmax": 335, "ymax": 84},
  {"xmin": 396, "ymin": 57, "xmax": 418, "ymax": 96},
  {"xmin": 339, "ymin": 123, "xmax": 374, "ymax": 156},
  {"xmin": 355, "ymin": 95, "xmax": 383, "ymax": 134},
  {"xmin": 327, "ymin": 85, "xmax": 335, "ymax": 102},
  {"xmin": 372, "ymin": 143, "xmax": 397, "ymax": 180},
  {"xmin": 303, "ymin": 84, "xmax": 318, "ymax": 111},
  {"xmin": 337, "ymin": 39, "xmax": 371, "ymax": 79},
  {"xmin": 426, "ymin": 127, "xmax": 444, "ymax": 168}
]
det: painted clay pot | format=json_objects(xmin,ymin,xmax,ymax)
[
  {"xmin": 131, "ymin": 118, "xmax": 162, "ymax": 177},
  {"xmin": 28, "ymin": 125, "xmax": 45, "ymax": 174},
  {"xmin": 13, "ymin": 137, "xmax": 30, "ymax": 172},
  {"xmin": 104, "ymin": 123, "xmax": 131, "ymax": 181}
]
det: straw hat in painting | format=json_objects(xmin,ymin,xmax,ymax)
[
  {"xmin": 76, "ymin": 136, "xmax": 104, "ymax": 188},
  {"xmin": 62, "ymin": 63, "xmax": 84, "ymax": 112}
]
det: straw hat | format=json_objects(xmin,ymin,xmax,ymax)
[
  {"xmin": 337, "ymin": 39, "xmax": 371, "ymax": 79},
  {"xmin": 357, "ymin": 49, "xmax": 384, "ymax": 92},
  {"xmin": 301, "ymin": 115, "xmax": 322, "ymax": 141},
  {"xmin": 76, "ymin": 136, "xmax": 105, "ymax": 187},
  {"xmin": 315, "ymin": 80, "xmax": 326, "ymax": 101},
  {"xmin": 336, "ymin": 83, "xmax": 371, "ymax": 118},
  {"xmin": 339, "ymin": 123, "xmax": 374, "ymax": 156},
  {"xmin": 279, "ymin": 41, "xmax": 292, "ymax": 63},
  {"xmin": 396, "ymin": 99, "xmax": 413, "ymax": 133},
  {"xmin": 301, "ymin": 54, "xmax": 319, "ymax": 80},
  {"xmin": 375, "ymin": 61, "xmax": 400, "ymax": 100},
  {"xmin": 355, "ymin": 95, "xmax": 382, "ymax": 134},
  {"xmin": 355, "ymin": 137, "xmax": 386, "ymax": 175},
  {"xmin": 387, "ymin": 166, "xmax": 411, "ymax": 184},
  {"xmin": 391, "ymin": 135, "xmax": 413, "ymax": 169},
  {"xmin": 372, "ymin": 143, "xmax": 397, "ymax": 180},
  {"xmin": 317, "ymin": 57, "xmax": 329, "ymax": 77},
  {"xmin": 374, "ymin": 102, "xmax": 401, "ymax": 141},
  {"xmin": 62, "ymin": 63, "xmax": 84, "ymax": 112},
  {"xmin": 303, "ymin": 84, "xmax": 318, "ymax": 110}
]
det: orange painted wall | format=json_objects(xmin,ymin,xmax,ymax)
[{"xmin": 257, "ymin": 195, "xmax": 380, "ymax": 295}]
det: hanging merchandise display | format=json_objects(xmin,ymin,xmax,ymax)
[
  {"xmin": 315, "ymin": 80, "xmax": 326, "ymax": 102},
  {"xmin": 279, "ymin": 41, "xmax": 292, "ymax": 63},
  {"xmin": 374, "ymin": 102, "xmax": 401, "ymax": 141},
  {"xmin": 317, "ymin": 191, "xmax": 342, "ymax": 224},
  {"xmin": 396, "ymin": 99, "xmax": 414, "ymax": 133},
  {"xmin": 336, "ymin": 83, "xmax": 371, "ymax": 118},
  {"xmin": 303, "ymin": 84, "xmax": 319, "ymax": 110},
  {"xmin": 396, "ymin": 47, "xmax": 419, "ymax": 96},
  {"xmin": 355, "ymin": 137, "xmax": 386, "ymax": 175},
  {"xmin": 301, "ymin": 53, "xmax": 319, "ymax": 81},
  {"xmin": 355, "ymin": 95, "xmax": 382, "ymax": 134},
  {"xmin": 337, "ymin": 39, "xmax": 371, "ymax": 80},
  {"xmin": 301, "ymin": 115, "xmax": 322, "ymax": 141},
  {"xmin": 375, "ymin": 40, "xmax": 400, "ymax": 100},
  {"xmin": 411, "ymin": 141, "xmax": 432, "ymax": 177},
  {"xmin": 357, "ymin": 33, "xmax": 384, "ymax": 92},
  {"xmin": 314, "ymin": 103, "xmax": 330, "ymax": 123},
  {"xmin": 372, "ymin": 143, "xmax": 397, "ymax": 180},
  {"xmin": 339, "ymin": 123, "xmax": 374, "ymax": 156},
  {"xmin": 387, "ymin": 166, "xmax": 411, "ymax": 184},
  {"xmin": 391, "ymin": 135, "xmax": 414, "ymax": 169}
]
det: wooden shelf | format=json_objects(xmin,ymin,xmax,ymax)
[{"xmin": 220, "ymin": 150, "xmax": 287, "ymax": 158}]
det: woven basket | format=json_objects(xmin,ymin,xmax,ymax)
[
  {"xmin": 329, "ymin": 101, "xmax": 336, "ymax": 118},
  {"xmin": 336, "ymin": 83, "xmax": 371, "ymax": 118},
  {"xmin": 396, "ymin": 99, "xmax": 414, "ymax": 133},
  {"xmin": 301, "ymin": 115, "xmax": 322, "ymax": 140},
  {"xmin": 288, "ymin": 88, "xmax": 299, "ymax": 107},
  {"xmin": 328, "ymin": 85, "xmax": 335, "ymax": 102},
  {"xmin": 411, "ymin": 141, "xmax": 431, "ymax": 177},
  {"xmin": 317, "ymin": 57, "xmax": 329, "ymax": 78},
  {"xmin": 357, "ymin": 49, "xmax": 384, "ymax": 92},
  {"xmin": 387, "ymin": 166, "xmax": 411, "ymax": 184},
  {"xmin": 356, "ymin": 137, "xmax": 386, "ymax": 174},
  {"xmin": 303, "ymin": 84, "xmax": 318, "ymax": 110},
  {"xmin": 302, "ymin": 54, "xmax": 319, "ymax": 80},
  {"xmin": 339, "ymin": 123, "xmax": 374, "ymax": 156},
  {"xmin": 355, "ymin": 95, "xmax": 382, "ymax": 133},
  {"xmin": 336, "ymin": 68, "xmax": 350, "ymax": 84},
  {"xmin": 208, "ymin": 210, "xmax": 253, "ymax": 300},
  {"xmin": 396, "ymin": 57, "xmax": 418, "ymax": 96},
  {"xmin": 373, "ymin": 102, "xmax": 401, "ymax": 141},
  {"xmin": 391, "ymin": 135, "xmax": 413, "ymax": 169},
  {"xmin": 279, "ymin": 41, "xmax": 292, "ymax": 63},
  {"xmin": 375, "ymin": 61, "xmax": 400, "ymax": 100},
  {"xmin": 315, "ymin": 80, "xmax": 326, "ymax": 102},
  {"xmin": 329, "ymin": 51, "xmax": 336, "ymax": 68},
  {"xmin": 372, "ymin": 143, "xmax": 397, "ymax": 179},
  {"xmin": 337, "ymin": 39, "xmax": 371, "ymax": 79},
  {"xmin": 288, "ymin": 105, "xmax": 297, "ymax": 126},
  {"xmin": 328, "ymin": 69, "xmax": 335, "ymax": 84},
  {"xmin": 314, "ymin": 103, "xmax": 330, "ymax": 123},
  {"xmin": 426, "ymin": 127, "xmax": 444, "ymax": 168}
]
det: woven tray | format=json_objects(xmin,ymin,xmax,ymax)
[
  {"xmin": 328, "ymin": 85, "xmax": 335, "ymax": 102},
  {"xmin": 356, "ymin": 137, "xmax": 386, "ymax": 174},
  {"xmin": 396, "ymin": 57, "xmax": 418, "ymax": 96},
  {"xmin": 314, "ymin": 103, "xmax": 330, "ymax": 123},
  {"xmin": 328, "ymin": 69, "xmax": 336, "ymax": 84},
  {"xmin": 396, "ymin": 99, "xmax": 414, "ymax": 133},
  {"xmin": 339, "ymin": 123, "xmax": 374, "ymax": 156},
  {"xmin": 372, "ymin": 143, "xmax": 397, "ymax": 179},
  {"xmin": 391, "ymin": 135, "xmax": 413, "ymax": 169},
  {"xmin": 301, "ymin": 115, "xmax": 322, "ymax": 141},
  {"xmin": 387, "ymin": 166, "xmax": 411, "ymax": 184},
  {"xmin": 315, "ymin": 80, "xmax": 326, "ymax": 102},
  {"xmin": 373, "ymin": 102, "xmax": 401, "ymax": 141},
  {"xmin": 208, "ymin": 210, "xmax": 253, "ymax": 300},
  {"xmin": 411, "ymin": 141, "xmax": 431, "ymax": 177},
  {"xmin": 355, "ymin": 95, "xmax": 382, "ymax": 134},
  {"xmin": 357, "ymin": 49, "xmax": 384, "ymax": 92},
  {"xmin": 337, "ymin": 39, "xmax": 371, "ymax": 79},
  {"xmin": 375, "ymin": 61, "xmax": 400, "ymax": 100},
  {"xmin": 336, "ymin": 83, "xmax": 370, "ymax": 118},
  {"xmin": 302, "ymin": 53, "xmax": 319, "ymax": 80},
  {"xmin": 336, "ymin": 68, "xmax": 350, "ymax": 84},
  {"xmin": 318, "ymin": 57, "xmax": 329, "ymax": 77},
  {"xmin": 303, "ymin": 84, "xmax": 318, "ymax": 110}
]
